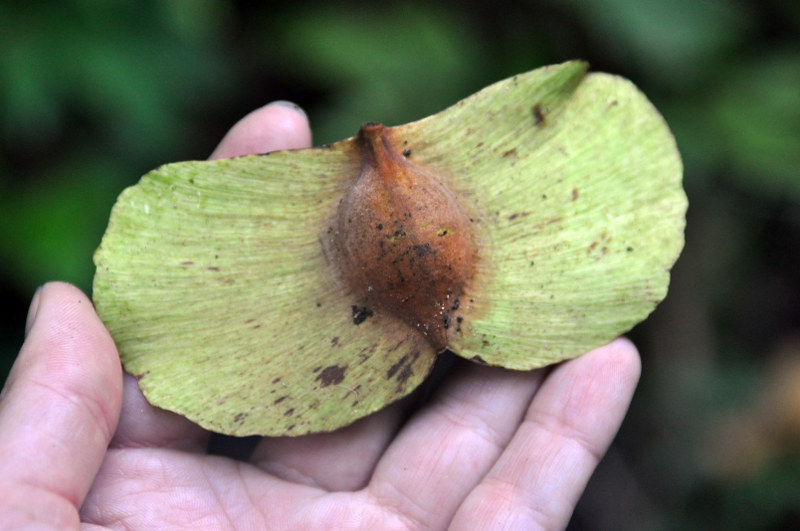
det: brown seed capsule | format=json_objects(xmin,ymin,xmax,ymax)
[{"xmin": 331, "ymin": 123, "xmax": 475, "ymax": 352}]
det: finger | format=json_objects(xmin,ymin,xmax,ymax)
[
  {"xmin": 365, "ymin": 358, "xmax": 546, "ymax": 529},
  {"xmin": 450, "ymin": 338, "xmax": 641, "ymax": 529},
  {"xmin": 115, "ymin": 100, "xmax": 313, "ymax": 451},
  {"xmin": 110, "ymin": 374, "xmax": 209, "ymax": 452},
  {"xmin": 250, "ymin": 397, "xmax": 411, "ymax": 492},
  {"xmin": 0, "ymin": 282, "xmax": 123, "ymax": 528},
  {"xmin": 210, "ymin": 100, "xmax": 312, "ymax": 159},
  {"xmin": 81, "ymin": 446, "xmax": 327, "ymax": 528}
]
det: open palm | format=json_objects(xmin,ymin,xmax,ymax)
[{"xmin": 0, "ymin": 103, "xmax": 640, "ymax": 530}]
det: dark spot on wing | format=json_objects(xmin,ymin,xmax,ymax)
[
  {"xmin": 351, "ymin": 305, "xmax": 374, "ymax": 325},
  {"xmin": 533, "ymin": 103, "xmax": 546, "ymax": 126},
  {"xmin": 396, "ymin": 364, "xmax": 414, "ymax": 384},
  {"xmin": 387, "ymin": 349, "xmax": 422, "ymax": 390},
  {"xmin": 387, "ymin": 355, "xmax": 408, "ymax": 380},
  {"xmin": 316, "ymin": 365, "xmax": 347, "ymax": 387}
]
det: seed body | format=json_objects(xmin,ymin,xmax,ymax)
[{"xmin": 332, "ymin": 123, "xmax": 475, "ymax": 351}]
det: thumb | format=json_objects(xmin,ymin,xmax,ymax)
[{"xmin": 0, "ymin": 282, "xmax": 123, "ymax": 528}]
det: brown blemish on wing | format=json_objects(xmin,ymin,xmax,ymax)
[
  {"xmin": 508, "ymin": 212, "xmax": 530, "ymax": 221},
  {"xmin": 396, "ymin": 364, "xmax": 414, "ymax": 385},
  {"xmin": 387, "ymin": 355, "xmax": 409, "ymax": 379},
  {"xmin": 316, "ymin": 364, "xmax": 348, "ymax": 387},
  {"xmin": 329, "ymin": 123, "xmax": 476, "ymax": 352},
  {"xmin": 588, "ymin": 231, "xmax": 612, "ymax": 257},
  {"xmin": 386, "ymin": 348, "xmax": 422, "ymax": 391},
  {"xmin": 533, "ymin": 103, "xmax": 546, "ymax": 126},
  {"xmin": 351, "ymin": 305, "xmax": 374, "ymax": 325}
]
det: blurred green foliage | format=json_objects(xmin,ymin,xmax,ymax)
[{"xmin": 1, "ymin": 0, "xmax": 799, "ymax": 528}]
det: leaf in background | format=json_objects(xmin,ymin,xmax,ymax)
[
  {"xmin": 0, "ymin": 150, "xmax": 125, "ymax": 293},
  {"xmin": 662, "ymin": 49, "xmax": 800, "ymax": 199},
  {"xmin": 0, "ymin": 0, "xmax": 236, "ymax": 157},
  {"xmin": 563, "ymin": 0, "xmax": 748, "ymax": 87},
  {"xmin": 93, "ymin": 62, "xmax": 686, "ymax": 436},
  {"xmin": 711, "ymin": 51, "xmax": 800, "ymax": 197},
  {"xmin": 265, "ymin": 4, "xmax": 485, "ymax": 144}
]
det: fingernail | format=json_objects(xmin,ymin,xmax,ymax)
[
  {"xmin": 268, "ymin": 100, "xmax": 308, "ymax": 120},
  {"xmin": 25, "ymin": 286, "xmax": 43, "ymax": 336}
]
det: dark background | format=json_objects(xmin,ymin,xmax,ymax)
[{"xmin": 2, "ymin": 1, "xmax": 799, "ymax": 529}]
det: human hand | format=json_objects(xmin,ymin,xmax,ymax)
[{"xmin": 0, "ymin": 102, "xmax": 641, "ymax": 530}]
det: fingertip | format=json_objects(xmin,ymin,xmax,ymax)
[
  {"xmin": 210, "ymin": 100, "xmax": 312, "ymax": 159},
  {"xmin": 269, "ymin": 100, "xmax": 308, "ymax": 122},
  {"xmin": 606, "ymin": 335, "xmax": 639, "ymax": 356},
  {"xmin": 24, "ymin": 286, "xmax": 42, "ymax": 336},
  {"xmin": 19, "ymin": 281, "xmax": 123, "ymax": 434},
  {"xmin": 543, "ymin": 338, "xmax": 643, "ymax": 467},
  {"xmin": 597, "ymin": 336, "xmax": 642, "ymax": 388}
]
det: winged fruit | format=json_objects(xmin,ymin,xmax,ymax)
[{"xmin": 93, "ymin": 61, "xmax": 687, "ymax": 436}]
